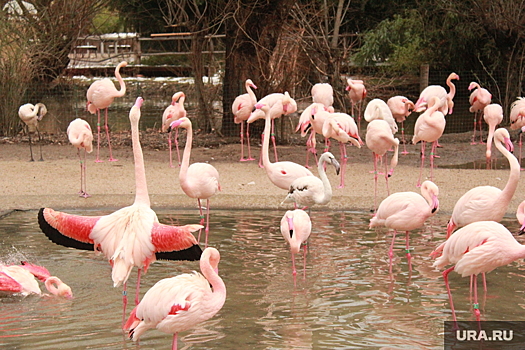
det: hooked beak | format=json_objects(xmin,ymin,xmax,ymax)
[
  {"xmin": 167, "ymin": 119, "xmax": 183, "ymax": 133},
  {"xmin": 431, "ymin": 196, "xmax": 439, "ymax": 214}
]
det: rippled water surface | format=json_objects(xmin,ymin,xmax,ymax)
[{"xmin": 1, "ymin": 209, "xmax": 524, "ymax": 350}]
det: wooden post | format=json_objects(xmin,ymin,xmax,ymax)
[
  {"xmin": 134, "ymin": 36, "xmax": 141, "ymax": 65},
  {"xmin": 420, "ymin": 64, "xmax": 429, "ymax": 91}
]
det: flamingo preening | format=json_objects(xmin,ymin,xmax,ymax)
[
  {"xmin": 162, "ymin": 92, "xmax": 187, "ymax": 168},
  {"xmin": 468, "ymin": 82, "xmax": 492, "ymax": 145},
  {"xmin": 67, "ymin": 118, "xmax": 93, "ymax": 198},
  {"xmin": 232, "ymin": 79, "xmax": 258, "ymax": 162},
  {"xmin": 18, "ymin": 102, "xmax": 47, "ymax": 162},
  {"xmin": 482, "ymin": 103, "xmax": 503, "ymax": 169},
  {"xmin": 387, "ymin": 96, "xmax": 414, "ymax": 155}
]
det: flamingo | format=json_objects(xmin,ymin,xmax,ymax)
[
  {"xmin": 412, "ymin": 96, "xmax": 446, "ymax": 187},
  {"xmin": 446, "ymin": 128, "xmax": 519, "ymax": 238},
  {"xmin": 320, "ymin": 111, "xmax": 362, "ymax": 188},
  {"xmin": 232, "ymin": 79, "xmax": 258, "ymax": 162},
  {"xmin": 509, "ymin": 97, "xmax": 525, "ymax": 168},
  {"xmin": 311, "ymin": 83, "xmax": 334, "ymax": 109},
  {"xmin": 18, "ymin": 102, "xmax": 47, "ymax": 162},
  {"xmin": 345, "ymin": 78, "xmax": 367, "ymax": 131},
  {"xmin": 280, "ymin": 209, "xmax": 312, "ymax": 279},
  {"xmin": 161, "ymin": 92, "xmax": 187, "ymax": 168},
  {"xmin": 168, "ymin": 117, "xmax": 220, "ymax": 248},
  {"xmin": 0, "ymin": 262, "xmax": 73, "ymax": 298},
  {"xmin": 124, "ymin": 247, "xmax": 226, "ymax": 350},
  {"xmin": 296, "ymin": 103, "xmax": 332, "ymax": 167},
  {"xmin": 364, "ymin": 99, "xmax": 399, "ymax": 210},
  {"xmin": 67, "ymin": 118, "xmax": 93, "ymax": 198},
  {"xmin": 414, "ymin": 72, "xmax": 459, "ymax": 115},
  {"xmin": 248, "ymin": 103, "xmax": 313, "ymax": 190},
  {"xmin": 369, "ymin": 180, "xmax": 439, "ymax": 273},
  {"xmin": 38, "ymin": 97, "xmax": 203, "ymax": 323},
  {"xmin": 281, "ymin": 152, "xmax": 340, "ymax": 209},
  {"xmin": 387, "ymin": 96, "xmax": 414, "ymax": 154},
  {"xmin": 468, "ymin": 82, "xmax": 492, "ymax": 145},
  {"xmin": 482, "ymin": 104, "xmax": 503, "ymax": 169},
  {"xmin": 516, "ymin": 200, "xmax": 525, "ymax": 234},
  {"xmin": 432, "ymin": 221, "xmax": 525, "ymax": 322},
  {"xmin": 86, "ymin": 60, "xmax": 127, "ymax": 162}
]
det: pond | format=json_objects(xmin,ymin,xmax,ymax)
[{"xmin": 0, "ymin": 209, "xmax": 524, "ymax": 349}]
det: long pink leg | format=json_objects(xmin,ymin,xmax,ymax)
[
  {"xmin": 471, "ymin": 111, "xmax": 478, "ymax": 145},
  {"xmin": 388, "ymin": 230, "xmax": 397, "ymax": 274},
  {"xmin": 135, "ymin": 268, "xmax": 142, "ymax": 306},
  {"xmin": 104, "ymin": 109, "xmax": 118, "ymax": 162},
  {"xmin": 417, "ymin": 142, "xmax": 426, "ymax": 187},
  {"xmin": 204, "ymin": 199, "xmax": 211, "ymax": 248},
  {"xmin": 443, "ymin": 266, "xmax": 458, "ymax": 323},
  {"xmin": 239, "ymin": 122, "xmax": 246, "ymax": 161},
  {"xmin": 384, "ymin": 154, "xmax": 390, "ymax": 196},
  {"xmin": 305, "ymin": 131, "xmax": 313, "ymax": 168},
  {"xmin": 405, "ymin": 231, "xmax": 412, "ymax": 273},
  {"xmin": 172, "ymin": 333, "xmax": 178, "ymax": 350},
  {"xmin": 338, "ymin": 142, "xmax": 347, "ymax": 188},
  {"xmin": 401, "ymin": 121, "xmax": 408, "ymax": 155},
  {"xmin": 302, "ymin": 244, "xmax": 308, "ymax": 280},
  {"xmin": 95, "ymin": 109, "xmax": 103, "ymax": 162},
  {"xmin": 271, "ymin": 119, "xmax": 279, "ymax": 162},
  {"xmin": 291, "ymin": 252, "xmax": 297, "ymax": 277},
  {"xmin": 472, "ymin": 274, "xmax": 481, "ymax": 321},
  {"xmin": 168, "ymin": 131, "xmax": 174, "ymax": 168},
  {"xmin": 519, "ymin": 133, "xmax": 524, "ymax": 171},
  {"xmin": 122, "ymin": 282, "xmax": 128, "ymax": 327},
  {"xmin": 373, "ymin": 153, "xmax": 379, "ymax": 211},
  {"xmin": 77, "ymin": 149, "xmax": 84, "ymax": 195},
  {"xmin": 79, "ymin": 149, "xmax": 90, "ymax": 198},
  {"xmin": 478, "ymin": 115, "xmax": 485, "ymax": 144},
  {"xmin": 174, "ymin": 128, "xmax": 181, "ymax": 166},
  {"xmin": 429, "ymin": 141, "xmax": 437, "ymax": 182},
  {"xmin": 246, "ymin": 123, "xmax": 255, "ymax": 161},
  {"xmin": 258, "ymin": 133, "xmax": 264, "ymax": 168},
  {"xmin": 197, "ymin": 199, "xmax": 204, "ymax": 243}
]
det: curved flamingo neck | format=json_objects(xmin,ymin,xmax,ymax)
[
  {"xmin": 496, "ymin": 137, "xmax": 520, "ymax": 203},
  {"xmin": 317, "ymin": 156, "xmax": 332, "ymax": 204},
  {"xmin": 200, "ymin": 252, "xmax": 226, "ymax": 302},
  {"xmin": 261, "ymin": 108, "xmax": 272, "ymax": 169},
  {"xmin": 44, "ymin": 277, "xmax": 63, "ymax": 296},
  {"xmin": 447, "ymin": 77, "xmax": 457, "ymax": 98},
  {"xmin": 246, "ymin": 83, "xmax": 256, "ymax": 104},
  {"xmin": 114, "ymin": 63, "xmax": 127, "ymax": 97},
  {"xmin": 131, "ymin": 112, "xmax": 150, "ymax": 206},
  {"xmin": 179, "ymin": 122, "xmax": 193, "ymax": 185}
]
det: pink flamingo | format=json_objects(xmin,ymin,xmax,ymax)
[
  {"xmin": 345, "ymin": 78, "xmax": 367, "ymax": 130},
  {"xmin": 18, "ymin": 102, "xmax": 47, "ymax": 161},
  {"xmin": 249, "ymin": 103, "xmax": 313, "ymax": 190},
  {"xmin": 162, "ymin": 92, "xmax": 187, "ymax": 168},
  {"xmin": 86, "ymin": 61, "xmax": 127, "ymax": 162},
  {"xmin": 412, "ymin": 96, "xmax": 446, "ymax": 187},
  {"xmin": 67, "ymin": 118, "xmax": 93, "ymax": 198},
  {"xmin": 369, "ymin": 180, "xmax": 439, "ymax": 273},
  {"xmin": 124, "ymin": 247, "xmax": 226, "ymax": 350},
  {"xmin": 414, "ymin": 72, "xmax": 459, "ymax": 115},
  {"xmin": 387, "ymin": 96, "xmax": 415, "ymax": 154},
  {"xmin": 38, "ymin": 97, "xmax": 203, "ymax": 323},
  {"xmin": 468, "ymin": 82, "xmax": 492, "ymax": 145},
  {"xmin": 432, "ymin": 221, "xmax": 525, "ymax": 322},
  {"xmin": 297, "ymin": 103, "xmax": 332, "ymax": 167},
  {"xmin": 311, "ymin": 83, "xmax": 334, "ymax": 109},
  {"xmin": 168, "ymin": 117, "xmax": 220, "ymax": 248},
  {"xmin": 509, "ymin": 97, "xmax": 525, "ymax": 168},
  {"xmin": 320, "ymin": 111, "xmax": 362, "ymax": 188},
  {"xmin": 0, "ymin": 261, "xmax": 72, "ymax": 298},
  {"xmin": 446, "ymin": 128, "xmax": 519, "ymax": 238},
  {"xmin": 482, "ymin": 104, "xmax": 503, "ymax": 169},
  {"xmin": 232, "ymin": 79, "xmax": 258, "ymax": 162},
  {"xmin": 281, "ymin": 152, "xmax": 340, "ymax": 209},
  {"xmin": 280, "ymin": 209, "xmax": 312, "ymax": 279}
]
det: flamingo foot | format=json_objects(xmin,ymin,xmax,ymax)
[
  {"xmin": 246, "ymin": 157, "xmax": 255, "ymax": 161},
  {"xmin": 239, "ymin": 158, "xmax": 248, "ymax": 162},
  {"xmin": 401, "ymin": 151, "xmax": 409, "ymax": 155},
  {"xmin": 95, "ymin": 159, "xmax": 104, "ymax": 163},
  {"xmin": 79, "ymin": 192, "xmax": 91, "ymax": 198},
  {"xmin": 108, "ymin": 157, "xmax": 119, "ymax": 162}
]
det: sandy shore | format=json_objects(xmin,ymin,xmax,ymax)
[{"xmin": 1, "ymin": 131, "xmax": 523, "ymax": 219}]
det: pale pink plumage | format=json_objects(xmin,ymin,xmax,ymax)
[
  {"xmin": 509, "ymin": 97, "xmax": 525, "ymax": 169},
  {"xmin": 124, "ymin": 247, "xmax": 226, "ymax": 350},
  {"xmin": 248, "ymin": 103, "xmax": 313, "ymax": 190},
  {"xmin": 86, "ymin": 61, "xmax": 127, "ymax": 162},
  {"xmin": 432, "ymin": 221, "xmax": 525, "ymax": 322},
  {"xmin": 18, "ymin": 102, "xmax": 47, "ymax": 161},
  {"xmin": 517, "ymin": 200, "xmax": 525, "ymax": 233},
  {"xmin": 297, "ymin": 103, "xmax": 333, "ymax": 167},
  {"xmin": 232, "ymin": 79, "xmax": 257, "ymax": 161},
  {"xmin": 482, "ymin": 103, "xmax": 503, "ymax": 168},
  {"xmin": 387, "ymin": 96, "xmax": 414, "ymax": 154},
  {"xmin": 447, "ymin": 128, "xmax": 519, "ymax": 237},
  {"xmin": 414, "ymin": 72, "xmax": 459, "ymax": 114},
  {"xmin": 468, "ymin": 81, "xmax": 492, "ymax": 144},
  {"xmin": 280, "ymin": 209, "xmax": 312, "ymax": 279},
  {"xmin": 370, "ymin": 180, "xmax": 439, "ymax": 272},
  {"xmin": 169, "ymin": 117, "xmax": 220, "ymax": 248},
  {"xmin": 162, "ymin": 92, "xmax": 187, "ymax": 168},
  {"xmin": 39, "ymin": 97, "xmax": 203, "ymax": 323},
  {"xmin": 311, "ymin": 83, "xmax": 334, "ymax": 109},
  {"xmin": 67, "ymin": 118, "xmax": 93, "ymax": 198},
  {"xmin": 0, "ymin": 262, "xmax": 72, "ymax": 298}
]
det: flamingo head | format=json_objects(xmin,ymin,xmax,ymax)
[
  {"xmin": 285, "ymin": 211, "xmax": 295, "ymax": 238},
  {"xmin": 246, "ymin": 79, "xmax": 257, "ymax": 90},
  {"xmin": 171, "ymin": 91, "xmax": 185, "ymax": 106},
  {"xmin": 324, "ymin": 152, "xmax": 341, "ymax": 175},
  {"xmin": 247, "ymin": 103, "xmax": 268, "ymax": 123},
  {"xmin": 168, "ymin": 116, "xmax": 191, "ymax": 132},
  {"xmin": 468, "ymin": 82, "xmax": 480, "ymax": 91},
  {"xmin": 45, "ymin": 276, "xmax": 73, "ymax": 299}
]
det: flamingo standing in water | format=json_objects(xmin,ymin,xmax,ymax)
[
  {"xmin": 346, "ymin": 78, "xmax": 366, "ymax": 131},
  {"xmin": 124, "ymin": 247, "xmax": 226, "ymax": 350},
  {"xmin": 281, "ymin": 152, "xmax": 340, "ymax": 209},
  {"xmin": 432, "ymin": 221, "xmax": 525, "ymax": 322},
  {"xmin": 38, "ymin": 97, "xmax": 203, "ymax": 323},
  {"xmin": 168, "ymin": 117, "xmax": 220, "ymax": 248},
  {"xmin": 387, "ymin": 96, "xmax": 414, "ymax": 154},
  {"xmin": 249, "ymin": 103, "xmax": 313, "ymax": 190},
  {"xmin": 280, "ymin": 209, "xmax": 312, "ymax": 279},
  {"xmin": 0, "ymin": 262, "xmax": 73, "ymax": 298},
  {"xmin": 161, "ymin": 92, "xmax": 187, "ymax": 168},
  {"xmin": 369, "ymin": 180, "xmax": 439, "ymax": 273},
  {"xmin": 86, "ymin": 61, "xmax": 127, "ymax": 162},
  {"xmin": 67, "ymin": 118, "xmax": 93, "ymax": 198},
  {"xmin": 468, "ymin": 82, "xmax": 492, "ymax": 145},
  {"xmin": 446, "ymin": 128, "xmax": 519, "ymax": 238},
  {"xmin": 18, "ymin": 102, "xmax": 47, "ymax": 161},
  {"xmin": 412, "ymin": 96, "xmax": 446, "ymax": 187},
  {"xmin": 482, "ymin": 104, "xmax": 503, "ymax": 169},
  {"xmin": 509, "ymin": 97, "xmax": 525, "ymax": 169},
  {"xmin": 232, "ymin": 79, "xmax": 258, "ymax": 162}
]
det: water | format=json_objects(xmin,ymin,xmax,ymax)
[{"xmin": 0, "ymin": 209, "xmax": 524, "ymax": 349}]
